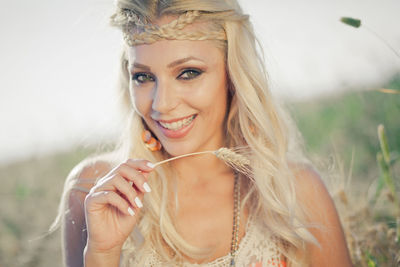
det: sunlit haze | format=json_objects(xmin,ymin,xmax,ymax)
[{"xmin": 0, "ymin": 0, "xmax": 399, "ymax": 164}]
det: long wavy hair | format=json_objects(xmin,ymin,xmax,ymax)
[{"xmin": 53, "ymin": 0, "xmax": 318, "ymax": 266}]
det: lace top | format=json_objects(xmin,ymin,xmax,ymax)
[
  {"xmin": 71, "ymin": 178, "xmax": 285, "ymax": 266},
  {"xmin": 129, "ymin": 212, "xmax": 285, "ymax": 267}
]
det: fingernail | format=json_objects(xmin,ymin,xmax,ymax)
[
  {"xmin": 143, "ymin": 182, "xmax": 152, "ymax": 193},
  {"xmin": 127, "ymin": 207, "xmax": 135, "ymax": 216},
  {"xmin": 146, "ymin": 162, "xmax": 155, "ymax": 169},
  {"xmin": 134, "ymin": 196, "xmax": 143, "ymax": 208}
]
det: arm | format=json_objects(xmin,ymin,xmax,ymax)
[
  {"xmin": 61, "ymin": 159, "xmax": 112, "ymax": 267},
  {"xmin": 293, "ymin": 166, "xmax": 352, "ymax": 267}
]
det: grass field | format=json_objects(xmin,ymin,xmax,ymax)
[
  {"xmin": 1, "ymin": 74, "xmax": 399, "ymax": 266},
  {"xmin": 291, "ymin": 74, "xmax": 400, "ymax": 266}
]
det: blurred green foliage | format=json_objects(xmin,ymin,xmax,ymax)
[
  {"xmin": 291, "ymin": 74, "xmax": 400, "ymax": 179},
  {"xmin": 340, "ymin": 17, "xmax": 362, "ymax": 28},
  {"xmin": 0, "ymin": 147, "xmax": 94, "ymax": 267},
  {"xmin": 377, "ymin": 124, "xmax": 400, "ymax": 243},
  {"xmin": 292, "ymin": 74, "xmax": 400, "ymax": 265}
]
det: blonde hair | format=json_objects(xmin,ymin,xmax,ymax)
[{"xmin": 54, "ymin": 0, "xmax": 318, "ymax": 266}]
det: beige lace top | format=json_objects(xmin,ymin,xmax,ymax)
[
  {"xmin": 128, "ymin": 212, "xmax": 285, "ymax": 267},
  {"xmin": 72, "ymin": 179, "xmax": 285, "ymax": 266}
]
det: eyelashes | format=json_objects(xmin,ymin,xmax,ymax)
[
  {"xmin": 131, "ymin": 68, "xmax": 203, "ymax": 85},
  {"xmin": 179, "ymin": 69, "xmax": 204, "ymax": 80},
  {"xmin": 131, "ymin": 72, "xmax": 154, "ymax": 84}
]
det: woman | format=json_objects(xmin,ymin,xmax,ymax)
[{"xmin": 53, "ymin": 0, "xmax": 352, "ymax": 266}]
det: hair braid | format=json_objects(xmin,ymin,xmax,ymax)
[{"xmin": 112, "ymin": 8, "xmax": 226, "ymax": 46}]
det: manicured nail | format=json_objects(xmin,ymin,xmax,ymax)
[
  {"xmin": 146, "ymin": 162, "xmax": 155, "ymax": 169},
  {"xmin": 134, "ymin": 196, "xmax": 143, "ymax": 208},
  {"xmin": 127, "ymin": 207, "xmax": 135, "ymax": 216},
  {"xmin": 143, "ymin": 182, "xmax": 151, "ymax": 192}
]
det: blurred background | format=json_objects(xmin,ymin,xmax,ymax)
[{"xmin": 0, "ymin": 0, "xmax": 399, "ymax": 266}]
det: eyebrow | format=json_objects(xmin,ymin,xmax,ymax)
[{"xmin": 130, "ymin": 56, "xmax": 204, "ymax": 71}]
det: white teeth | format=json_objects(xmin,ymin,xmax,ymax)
[{"xmin": 159, "ymin": 115, "xmax": 195, "ymax": 131}]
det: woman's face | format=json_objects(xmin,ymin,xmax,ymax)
[{"xmin": 127, "ymin": 21, "xmax": 229, "ymax": 156}]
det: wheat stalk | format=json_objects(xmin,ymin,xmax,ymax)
[{"xmin": 152, "ymin": 147, "xmax": 252, "ymax": 176}]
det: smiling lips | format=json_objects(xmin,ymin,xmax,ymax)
[
  {"xmin": 158, "ymin": 115, "xmax": 196, "ymax": 131},
  {"xmin": 156, "ymin": 114, "xmax": 197, "ymax": 139}
]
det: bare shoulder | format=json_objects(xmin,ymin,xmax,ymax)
[
  {"xmin": 290, "ymin": 163, "xmax": 338, "ymax": 226},
  {"xmin": 67, "ymin": 152, "xmax": 117, "ymax": 193},
  {"xmin": 70, "ymin": 152, "xmax": 116, "ymax": 179},
  {"xmin": 290, "ymin": 164, "xmax": 330, "ymax": 209},
  {"xmin": 60, "ymin": 152, "xmax": 116, "ymax": 267},
  {"xmin": 289, "ymin": 163, "xmax": 353, "ymax": 266},
  {"xmin": 64, "ymin": 152, "xmax": 118, "ymax": 216},
  {"xmin": 63, "ymin": 151, "xmax": 118, "ymax": 225}
]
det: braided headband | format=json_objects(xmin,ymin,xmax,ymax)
[{"xmin": 111, "ymin": 9, "xmax": 228, "ymax": 46}]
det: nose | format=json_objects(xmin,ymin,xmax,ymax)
[{"xmin": 151, "ymin": 78, "xmax": 178, "ymax": 114}]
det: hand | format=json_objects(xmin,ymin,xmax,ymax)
[{"xmin": 84, "ymin": 159, "xmax": 154, "ymax": 254}]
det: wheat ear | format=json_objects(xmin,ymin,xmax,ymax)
[{"xmin": 152, "ymin": 147, "xmax": 252, "ymax": 176}]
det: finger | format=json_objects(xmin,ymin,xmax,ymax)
[
  {"xmin": 91, "ymin": 174, "xmax": 143, "ymax": 209},
  {"xmin": 125, "ymin": 159, "xmax": 154, "ymax": 172},
  {"xmin": 118, "ymin": 163, "xmax": 152, "ymax": 193},
  {"xmin": 113, "ymin": 175, "xmax": 143, "ymax": 209},
  {"xmin": 87, "ymin": 190, "xmax": 136, "ymax": 217}
]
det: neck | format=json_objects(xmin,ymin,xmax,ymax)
[{"xmin": 171, "ymin": 152, "xmax": 234, "ymax": 187}]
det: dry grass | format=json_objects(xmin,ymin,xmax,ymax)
[
  {"xmin": 0, "ymin": 148, "xmax": 93, "ymax": 267},
  {"xmin": 0, "ymin": 143, "xmax": 398, "ymax": 266},
  {"xmin": 321, "ymin": 152, "xmax": 400, "ymax": 267},
  {"xmin": 153, "ymin": 147, "xmax": 252, "ymax": 177}
]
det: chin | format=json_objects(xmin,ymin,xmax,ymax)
[{"xmin": 161, "ymin": 142, "xmax": 199, "ymax": 157}]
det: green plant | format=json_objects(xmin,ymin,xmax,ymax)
[
  {"xmin": 376, "ymin": 124, "xmax": 400, "ymax": 244},
  {"xmin": 340, "ymin": 16, "xmax": 400, "ymax": 95}
]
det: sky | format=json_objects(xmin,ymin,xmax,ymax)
[{"xmin": 0, "ymin": 0, "xmax": 399, "ymax": 164}]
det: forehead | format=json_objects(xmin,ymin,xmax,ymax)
[{"xmin": 127, "ymin": 39, "xmax": 223, "ymax": 67}]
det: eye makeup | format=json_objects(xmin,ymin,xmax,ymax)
[{"xmin": 131, "ymin": 67, "xmax": 205, "ymax": 85}]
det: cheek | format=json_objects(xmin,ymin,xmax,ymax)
[
  {"xmin": 187, "ymin": 74, "xmax": 228, "ymax": 117},
  {"xmin": 131, "ymin": 87, "xmax": 152, "ymax": 117}
]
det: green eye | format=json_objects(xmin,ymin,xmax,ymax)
[
  {"xmin": 132, "ymin": 73, "xmax": 154, "ymax": 84},
  {"xmin": 179, "ymin": 69, "xmax": 202, "ymax": 80}
]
